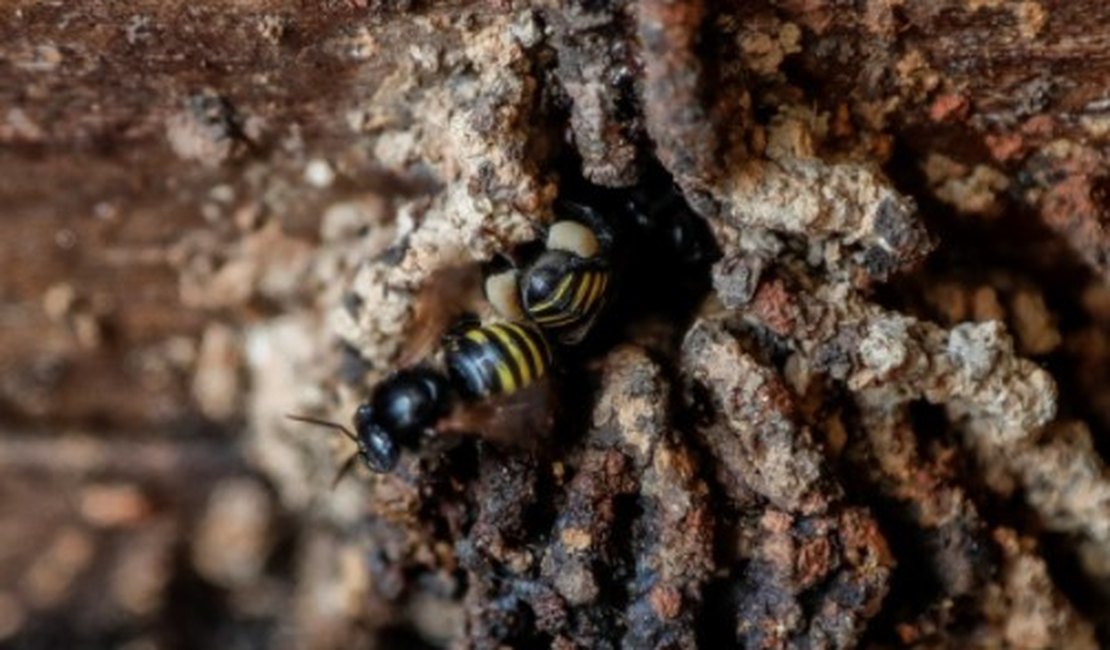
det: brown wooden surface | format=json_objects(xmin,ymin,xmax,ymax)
[{"xmin": 1, "ymin": 2, "xmax": 1108, "ymax": 648}]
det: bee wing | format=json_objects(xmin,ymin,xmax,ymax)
[
  {"xmin": 437, "ymin": 380, "xmax": 556, "ymax": 450},
  {"xmin": 397, "ymin": 264, "xmax": 483, "ymax": 367}
]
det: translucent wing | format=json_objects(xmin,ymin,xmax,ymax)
[
  {"xmin": 397, "ymin": 264, "xmax": 484, "ymax": 367},
  {"xmin": 436, "ymin": 380, "xmax": 556, "ymax": 450}
]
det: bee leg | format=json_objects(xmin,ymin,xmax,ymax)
[{"xmin": 330, "ymin": 452, "xmax": 359, "ymax": 489}]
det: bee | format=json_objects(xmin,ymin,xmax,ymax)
[
  {"xmin": 289, "ymin": 319, "xmax": 554, "ymax": 475},
  {"xmin": 484, "ymin": 210, "xmax": 614, "ymax": 346}
]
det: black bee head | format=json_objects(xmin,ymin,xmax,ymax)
[{"xmin": 353, "ymin": 403, "xmax": 399, "ymax": 473}]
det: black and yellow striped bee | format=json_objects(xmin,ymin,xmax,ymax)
[
  {"xmin": 288, "ymin": 318, "xmax": 556, "ymax": 474},
  {"xmin": 484, "ymin": 215, "xmax": 613, "ymax": 345}
]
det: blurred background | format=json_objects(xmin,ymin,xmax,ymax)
[{"xmin": 0, "ymin": 4, "xmax": 385, "ymax": 648}]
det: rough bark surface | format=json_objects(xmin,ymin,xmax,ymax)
[{"xmin": 1, "ymin": 1, "xmax": 1108, "ymax": 649}]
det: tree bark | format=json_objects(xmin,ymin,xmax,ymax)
[{"xmin": 1, "ymin": 1, "xmax": 1107, "ymax": 648}]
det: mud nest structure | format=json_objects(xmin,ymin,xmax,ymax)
[{"xmin": 2, "ymin": 2, "xmax": 1109, "ymax": 649}]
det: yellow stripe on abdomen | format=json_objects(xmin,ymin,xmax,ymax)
[
  {"xmin": 569, "ymin": 270, "xmax": 594, "ymax": 313},
  {"xmin": 488, "ymin": 323, "xmax": 532, "ymax": 386},
  {"xmin": 464, "ymin": 327, "xmax": 517, "ymax": 393},
  {"xmin": 529, "ymin": 273, "xmax": 574, "ymax": 315},
  {"xmin": 504, "ymin": 321, "xmax": 547, "ymax": 379},
  {"xmin": 587, "ymin": 271, "xmax": 608, "ymax": 310}
]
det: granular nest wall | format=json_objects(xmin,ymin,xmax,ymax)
[{"xmin": 1, "ymin": 1, "xmax": 1109, "ymax": 649}]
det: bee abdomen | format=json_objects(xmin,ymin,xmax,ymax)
[
  {"xmin": 524, "ymin": 262, "xmax": 609, "ymax": 335},
  {"xmin": 445, "ymin": 321, "xmax": 551, "ymax": 399}
]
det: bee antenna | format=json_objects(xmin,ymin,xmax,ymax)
[
  {"xmin": 286, "ymin": 413, "xmax": 359, "ymax": 444},
  {"xmin": 331, "ymin": 452, "xmax": 359, "ymax": 490}
]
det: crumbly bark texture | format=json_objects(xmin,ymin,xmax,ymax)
[{"xmin": 2, "ymin": 2, "xmax": 1108, "ymax": 649}]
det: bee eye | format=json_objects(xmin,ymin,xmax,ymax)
[
  {"xmin": 360, "ymin": 427, "xmax": 399, "ymax": 473},
  {"xmin": 352, "ymin": 404, "xmax": 401, "ymax": 473}
]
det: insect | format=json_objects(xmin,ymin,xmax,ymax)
[
  {"xmin": 289, "ymin": 319, "xmax": 554, "ymax": 475},
  {"xmin": 483, "ymin": 214, "xmax": 613, "ymax": 346},
  {"xmin": 290, "ymin": 172, "xmax": 717, "ymax": 477}
]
